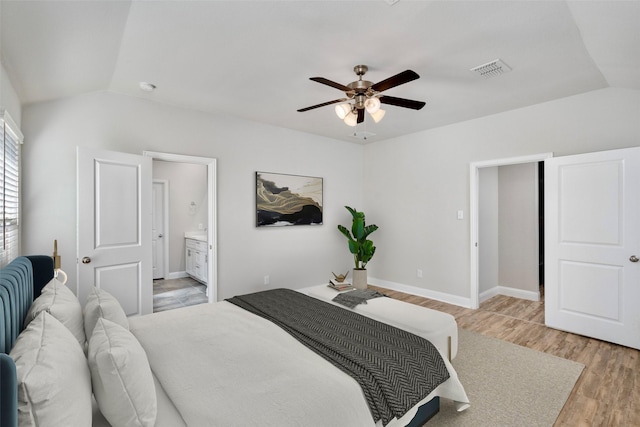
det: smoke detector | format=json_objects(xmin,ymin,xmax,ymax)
[
  {"xmin": 139, "ymin": 82, "xmax": 157, "ymax": 92},
  {"xmin": 350, "ymin": 131, "xmax": 376, "ymax": 141},
  {"xmin": 470, "ymin": 59, "xmax": 512, "ymax": 79}
]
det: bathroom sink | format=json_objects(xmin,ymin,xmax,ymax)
[{"xmin": 184, "ymin": 232, "xmax": 207, "ymax": 242}]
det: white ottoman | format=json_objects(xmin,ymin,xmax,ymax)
[{"xmin": 305, "ymin": 285, "xmax": 458, "ymax": 360}]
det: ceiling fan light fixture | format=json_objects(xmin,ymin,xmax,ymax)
[
  {"xmin": 298, "ymin": 65, "xmax": 425, "ymax": 128},
  {"xmin": 344, "ymin": 110, "xmax": 358, "ymax": 127},
  {"xmin": 364, "ymin": 97, "xmax": 381, "ymax": 114},
  {"xmin": 335, "ymin": 103, "xmax": 351, "ymax": 119},
  {"xmin": 370, "ymin": 108, "xmax": 386, "ymax": 123}
]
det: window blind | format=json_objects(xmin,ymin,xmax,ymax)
[{"xmin": 0, "ymin": 110, "xmax": 23, "ymax": 268}]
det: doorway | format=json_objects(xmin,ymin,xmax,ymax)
[
  {"xmin": 144, "ymin": 151, "xmax": 217, "ymax": 303},
  {"xmin": 469, "ymin": 153, "xmax": 552, "ymax": 309},
  {"xmin": 538, "ymin": 161, "xmax": 545, "ymax": 297},
  {"xmin": 152, "ymin": 180, "xmax": 169, "ymax": 280}
]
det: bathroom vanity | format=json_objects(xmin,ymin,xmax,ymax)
[{"xmin": 185, "ymin": 233, "xmax": 208, "ymax": 284}]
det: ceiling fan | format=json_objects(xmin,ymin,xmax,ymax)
[{"xmin": 297, "ymin": 65, "xmax": 426, "ymax": 126}]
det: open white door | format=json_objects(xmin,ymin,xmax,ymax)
[
  {"xmin": 77, "ymin": 147, "xmax": 153, "ymax": 316},
  {"xmin": 545, "ymin": 147, "xmax": 640, "ymax": 349}
]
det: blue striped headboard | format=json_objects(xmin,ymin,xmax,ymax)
[
  {"xmin": 0, "ymin": 256, "xmax": 54, "ymax": 427},
  {"xmin": 0, "ymin": 258, "xmax": 33, "ymax": 354}
]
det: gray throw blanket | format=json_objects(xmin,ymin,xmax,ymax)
[
  {"xmin": 227, "ymin": 289, "xmax": 450, "ymax": 425},
  {"xmin": 333, "ymin": 288, "xmax": 387, "ymax": 308}
]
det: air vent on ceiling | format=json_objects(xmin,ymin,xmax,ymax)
[{"xmin": 470, "ymin": 59, "xmax": 512, "ymax": 79}]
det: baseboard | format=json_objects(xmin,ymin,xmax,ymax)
[
  {"xmin": 165, "ymin": 271, "xmax": 188, "ymax": 280},
  {"xmin": 368, "ymin": 277, "xmax": 473, "ymax": 308},
  {"xmin": 479, "ymin": 287, "xmax": 500, "ymax": 303},
  {"xmin": 304, "ymin": 279, "xmax": 538, "ymax": 308},
  {"xmin": 481, "ymin": 285, "xmax": 540, "ymax": 302},
  {"xmin": 497, "ymin": 286, "xmax": 540, "ymax": 301}
]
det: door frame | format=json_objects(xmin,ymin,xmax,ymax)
[
  {"xmin": 144, "ymin": 151, "xmax": 218, "ymax": 303},
  {"xmin": 469, "ymin": 152, "xmax": 553, "ymax": 309},
  {"xmin": 152, "ymin": 179, "xmax": 169, "ymax": 280}
]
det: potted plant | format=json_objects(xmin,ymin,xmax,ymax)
[{"xmin": 337, "ymin": 206, "xmax": 378, "ymax": 289}]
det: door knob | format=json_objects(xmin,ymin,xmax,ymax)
[
  {"xmin": 158, "ymin": 234, "xmax": 163, "ymax": 238},
  {"xmin": 81, "ymin": 257, "xmax": 92, "ymax": 264},
  {"xmin": 630, "ymin": 255, "xmax": 639, "ymax": 263}
]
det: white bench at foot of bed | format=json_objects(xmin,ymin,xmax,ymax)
[{"xmin": 304, "ymin": 285, "xmax": 458, "ymax": 361}]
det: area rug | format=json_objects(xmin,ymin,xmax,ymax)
[{"xmin": 428, "ymin": 329, "xmax": 584, "ymax": 426}]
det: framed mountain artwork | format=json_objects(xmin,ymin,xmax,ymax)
[{"xmin": 256, "ymin": 172, "xmax": 323, "ymax": 227}]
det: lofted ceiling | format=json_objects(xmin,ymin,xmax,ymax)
[{"xmin": 1, "ymin": 0, "xmax": 639, "ymax": 144}]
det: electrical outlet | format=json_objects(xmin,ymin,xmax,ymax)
[
  {"xmin": 417, "ymin": 269, "xmax": 423, "ymax": 279},
  {"xmin": 264, "ymin": 275, "xmax": 270, "ymax": 285}
]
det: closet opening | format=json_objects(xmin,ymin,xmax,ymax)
[{"xmin": 469, "ymin": 152, "xmax": 552, "ymax": 309}]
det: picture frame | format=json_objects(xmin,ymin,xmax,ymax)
[{"xmin": 256, "ymin": 171, "xmax": 323, "ymax": 227}]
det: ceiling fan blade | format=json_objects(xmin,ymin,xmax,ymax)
[
  {"xmin": 370, "ymin": 70, "xmax": 420, "ymax": 93},
  {"xmin": 357, "ymin": 108, "xmax": 365, "ymax": 124},
  {"xmin": 379, "ymin": 95, "xmax": 426, "ymax": 110},
  {"xmin": 309, "ymin": 77, "xmax": 353, "ymax": 93},
  {"xmin": 297, "ymin": 98, "xmax": 348, "ymax": 112}
]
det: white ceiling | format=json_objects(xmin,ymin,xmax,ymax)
[{"xmin": 1, "ymin": 0, "xmax": 639, "ymax": 143}]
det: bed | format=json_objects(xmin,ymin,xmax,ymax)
[
  {"xmin": 1, "ymin": 256, "xmax": 469, "ymax": 427},
  {"xmin": 305, "ymin": 285, "xmax": 459, "ymax": 361}
]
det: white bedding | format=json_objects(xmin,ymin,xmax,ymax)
[
  {"xmin": 127, "ymin": 300, "xmax": 469, "ymax": 427},
  {"xmin": 305, "ymin": 285, "xmax": 459, "ymax": 360},
  {"xmin": 92, "ymin": 375, "xmax": 187, "ymax": 427}
]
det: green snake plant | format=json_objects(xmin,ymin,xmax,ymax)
[{"xmin": 337, "ymin": 206, "xmax": 379, "ymax": 269}]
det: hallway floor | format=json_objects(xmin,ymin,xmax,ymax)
[{"xmin": 153, "ymin": 277, "xmax": 207, "ymax": 312}]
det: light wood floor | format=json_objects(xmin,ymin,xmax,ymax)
[{"xmin": 370, "ymin": 286, "xmax": 640, "ymax": 427}]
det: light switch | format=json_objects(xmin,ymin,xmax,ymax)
[{"xmin": 457, "ymin": 210, "xmax": 464, "ymax": 220}]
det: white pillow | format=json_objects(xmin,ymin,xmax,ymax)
[
  {"xmin": 88, "ymin": 318, "xmax": 157, "ymax": 427},
  {"xmin": 83, "ymin": 286, "xmax": 129, "ymax": 339},
  {"xmin": 24, "ymin": 277, "xmax": 86, "ymax": 347},
  {"xmin": 10, "ymin": 312, "xmax": 92, "ymax": 427}
]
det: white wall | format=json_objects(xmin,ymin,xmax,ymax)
[
  {"xmin": 478, "ymin": 167, "xmax": 498, "ymax": 295},
  {"xmin": 152, "ymin": 160, "xmax": 208, "ymax": 274},
  {"xmin": 1, "ymin": 64, "xmax": 21, "ymax": 126},
  {"xmin": 18, "ymin": 86, "xmax": 640, "ymax": 305},
  {"xmin": 478, "ymin": 163, "xmax": 540, "ymax": 302},
  {"xmin": 21, "ymin": 91, "xmax": 363, "ymax": 300},
  {"xmin": 364, "ymin": 87, "xmax": 640, "ymax": 304},
  {"xmin": 498, "ymin": 163, "xmax": 539, "ymax": 295}
]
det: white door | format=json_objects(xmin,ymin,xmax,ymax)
[
  {"xmin": 152, "ymin": 181, "xmax": 166, "ymax": 280},
  {"xmin": 77, "ymin": 147, "xmax": 153, "ymax": 316},
  {"xmin": 545, "ymin": 147, "xmax": 640, "ymax": 349}
]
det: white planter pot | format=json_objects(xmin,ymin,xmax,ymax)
[{"xmin": 352, "ymin": 269, "xmax": 368, "ymax": 290}]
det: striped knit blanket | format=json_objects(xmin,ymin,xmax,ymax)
[{"xmin": 227, "ymin": 288, "xmax": 450, "ymax": 425}]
